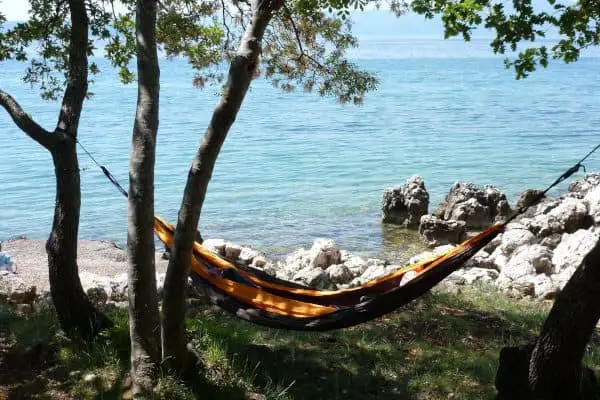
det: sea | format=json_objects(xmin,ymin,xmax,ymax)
[{"xmin": 2, "ymin": 35, "xmax": 600, "ymax": 262}]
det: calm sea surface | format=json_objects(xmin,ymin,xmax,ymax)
[{"xmin": 1, "ymin": 38, "xmax": 599, "ymax": 260}]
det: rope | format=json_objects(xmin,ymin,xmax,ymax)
[
  {"xmin": 76, "ymin": 139, "xmax": 129, "ymax": 198},
  {"xmin": 76, "ymin": 137, "xmax": 600, "ymax": 224},
  {"xmin": 505, "ymin": 142, "xmax": 600, "ymax": 223}
]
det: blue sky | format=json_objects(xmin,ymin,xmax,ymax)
[{"xmin": 0, "ymin": 0, "xmax": 560, "ymax": 40}]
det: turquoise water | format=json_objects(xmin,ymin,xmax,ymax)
[{"xmin": 2, "ymin": 38, "xmax": 600, "ymax": 259}]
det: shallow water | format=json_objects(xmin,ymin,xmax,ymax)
[{"xmin": 1, "ymin": 38, "xmax": 599, "ymax": 262}]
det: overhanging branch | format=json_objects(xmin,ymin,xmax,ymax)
[{"xmin": 0, "ymin": 89, "xmax": 54, "ymax": 149}]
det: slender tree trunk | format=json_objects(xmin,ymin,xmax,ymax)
[
  {"xmin": 495, "ymin": 240, "xmax": 600, "ymax": 400},
  {"xmin": 161, "ymin": 0, "xmax": 281, "ymax": 372},
  {"xmin": 47, "ymin": 138, "xmax": 112, "ymax": 339},
  {"xmin": 127, "ymin": 0, "xmax": 162, "ymax": 395},
  {"xmin": 1, "ymin": 0, "xmax": 112, "ymax": 340}
]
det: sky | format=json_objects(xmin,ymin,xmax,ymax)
[{"xmin": 0, "ymin": 0, "xmax": 560, "ymax": 40}]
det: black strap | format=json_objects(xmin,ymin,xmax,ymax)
[
  {"xmin": 77, "ymin": 137, "xmax": 600, "ymax": 223},
  {"xmin": 505, "ymin": 142, "xmax": 600, "ymax": 223},
  {"xmin": 77, "ymin": 139, "xmax": 129, "ymax": 198}
]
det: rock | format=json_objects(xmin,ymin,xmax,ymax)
[
  {"xmin": 284, "ymin": 248, "xmax": 311, "ymax": 274},
  {"xmin": 325, "ymin": 264, "xmax": 353, "ymax": 284},
  {"xmin": 464, "ymin": 250, "xmax": 498, "ymax": 270},
  {"xmin": 552, "ymin": 229, "xmax": 599, "ymax": 272},
  {"xmin": 349, "ymin": 276, "xmax": 366, "ymax": 288},
  {"xmin": 497, "ymin": 276, "xmax": 535, "ymax": 298},
  {"xmin": 568, "ymin": 172, "xmax": 600, "ymax": 198},
  {"xmin": 343, "ymin": 255, "xmax": 366, "ymax": 275},
  {"xmin": 309, "ymin": 238, "xmax": 341, "ymax": 269},
  {"xmin": 409, "ymin": 244, "xmax": 455, "ymax": 265},
  {"xmin": 584, "ymin": 185, "xmax": 600, "ymax": 223},
  {"xmin": 450, "ymin": 267, "xmax": 499, "ymax": 285},
  {"xmin": 482, "ymin": 233, "xmax": 502, "ymax": 254},
  {"xmin": 419, "ymin": 215, "xmax": 466, "ymax": 247},
  {"xmin": 203, "ymin": 239, "xmax": 226, "ymax": 255},
  {"xmin": 381, "ymin": 176, "xmax": 430, "ymax": 227},
  {"xmin": 552, "ymin": 266, "xmax": 577, "ymax": 290},
  {"xmin": 224, "ymin": 243, "xmax": 243, "ymax": 260},
  {"xmin": 500, "ymin": 244, "xmax": 553, "ymax": 281},
  {"xmin": 532, "ymin": 274, "xmax": 560, "ymax": 299},
  {"xmin": 292, "ymin": 266, "xmax": 334, "ymax": 289},
  {"xmin": 86, "ymin": 287, "xmax": 108, "ymax": 306},
  {"xmin": 515, "ymin": 189, "xmax": 545, "ymax": 214},
  {"xmin": 434, "ymin": 182, "xmax": 511, "ymax": 229},
  {"xmin": 239, "ymin": 247, "xmax": 261, "ymax": 265},
  {"xmin": 261, "ymin": 263, "xmax": 277, "ymax": 276},
  {"xmin": 0, "ymin": 275, "xmax": 37, "ymax": 305},
  {"xmin": 496, "ymin": 226, "xmax": 537, "ymax": 256},
  {"xmin": 275, "ymin": 269, "xmax": 293, "ymax": 282},
  {"xmin": 251, "ymin": 255, "xmax": 268, "ymax": 268},
  {"xmin": 525, "ymin": 197, "xmax": 590, "ymax": 237},
  {"xmin": 539, "ymin": 234, "xmax": 563, "ymax": 250},
  {"xmin": 361, "ymin": 264, "xmax": 387, "ymax": 281},
  {"xmin": 365, "ymin": 258, "xmax": 387, "ymax": 267}
]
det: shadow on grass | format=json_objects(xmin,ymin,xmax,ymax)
[{"xmin": 186, "ymin": 288, "xmax": 566, "ymax": 400}]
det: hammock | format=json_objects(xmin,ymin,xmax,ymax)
[
  {"xmin": 76, "ymin": 138, "xmax": 600, "ymax": 331},
  {"xmin": 154, "ymin": 215, "xmax": 503, "ymax": 330}
]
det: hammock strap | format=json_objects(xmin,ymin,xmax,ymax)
[
  {"xmin": 76, "ymin": 139, "xmax": 129, "ymax": 198},
  {"xmin": 505, "ymin": 142, "xmax": 600, "ymax": 224},
  {"xmin": 76, "ymin": 136, "xmax": 600, "ymax": 224}
]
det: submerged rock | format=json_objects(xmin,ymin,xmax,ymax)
[
  {"xmin": 382, "ymin": 176, "xmax": 430, "ymax": 228},
  {"xmin": 434, "ymin": 182, "xmax": 511, "ymax": 229},
  {"xmin": 419, "ymin": 215, "xmax": 466, "ymax": 247}
]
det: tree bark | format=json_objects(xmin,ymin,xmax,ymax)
[
  {"xmin": 1, "ymin": 0, "xmax": 112, "ymax": 340},
  {"xmin": 47, "ymin": 138, "xmax": 113, "ymax": 339},
  {"xmin": 127, "ymin": 0, "xmax": 162, "ymax": 396},
  {"xmin": 495, "ymin": 240, "xmax": 600, "ymax": 400},
  {"xmin": 161, "ymin": 0, "xmax": 281, "ymax": 372}
]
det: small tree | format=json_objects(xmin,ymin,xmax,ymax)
[
  {"xmin": 0, "ymin": 0, "xmax": 112, "ymax": 339},
  {"xmin": 162, "ymin": 0, "xmax": 380, "ymax": 372},
  {"xmin": 409, "ymin": 0, "xmax": 600, "ymax": 397}
]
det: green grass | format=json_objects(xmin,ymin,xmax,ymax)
[{"xmin": 1, "ymin": 285, "xmax": 599, "ymax": 399}]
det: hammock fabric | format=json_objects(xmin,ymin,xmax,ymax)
[{"xmin": 153, "ymin": 216, "xmax": 504, "ymax": 331}]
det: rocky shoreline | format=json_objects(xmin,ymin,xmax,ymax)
[{"xmin": 1, "ymin": 173, "xmax": 599, "ymax": 310}]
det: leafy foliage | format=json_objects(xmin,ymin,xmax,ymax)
[
  {"xmin": 412, "ymin": 0, "xmax": 600, "ymax": 78},
  {"xmin": 0, "ymin": 0, "xmax": 381, "ymax": 104}
]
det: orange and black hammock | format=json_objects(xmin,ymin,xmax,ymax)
[
  {"xmin": 154, "ymin": 215, "xmax": 502, "ymax": 331},
  {"xmin": 77, "ymin": 137, "xmax": 600, "ymax": 331}
]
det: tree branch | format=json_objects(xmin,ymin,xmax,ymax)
[
  {"xmin": 56, "ymin": 0, "xmax": 89, "ymax": 136},
  {"xmin": 279, "ymin": 8, "xmax": 331, "ymax": 73},
  {"xmin": 0, "ymin": 89, "xmax": 54, "ymax": 149}
]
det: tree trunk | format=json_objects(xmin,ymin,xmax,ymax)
[
  {"xmin": 161, "ymin": 0, "xmax": 280, "ymax": 372},
  {"xmin": 127, "ymin": 0, "xmax": 162, "ymax": 395},
  {"xmin": 0, "ymin": 0, "xmax": 112, "ymax": 340},
  {"xmin": 495, "ymin": 240, "xmax": 600, "ymax": 400},
  {"xmin": 46, "ymin": 138, "xmax": 113, "ymax": 340}
]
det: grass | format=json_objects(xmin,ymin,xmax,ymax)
[{"xmin": 1, "ymin": 284, "xmax": 599, "ymax": 399}]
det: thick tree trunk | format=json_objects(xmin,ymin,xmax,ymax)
[
  {"xmin": 161, "ymin": 0, "xmax": 280, "ymax": 372},
  {"xmin": 127, "ymin": 0, "xmax": 162, "ymax": 396},
  {"xmin": 47, "ymin": 138, "xmax": 113, "ymax": 339},
  {"xmin": 495, "ymin": 240, "xmax": 600, "ymax": 400}
]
